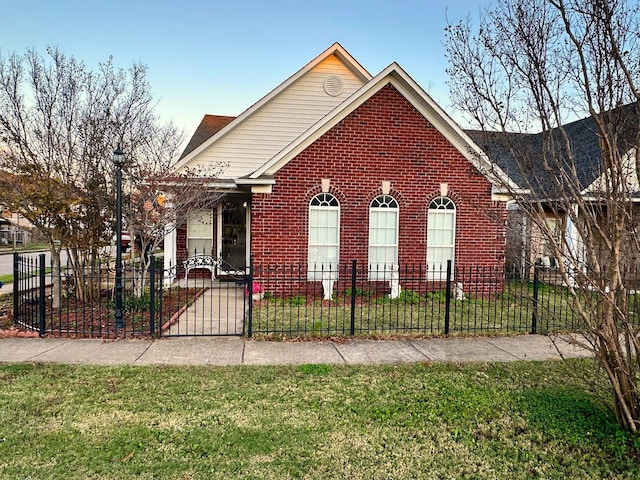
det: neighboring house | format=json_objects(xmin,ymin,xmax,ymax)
[
  {"xmin": 0, "ymin": 210, "xmax": 33, "ymax": 247},
  {"xmin": 165, "ymin": 43, "xmax": 516, "ymax": 291},
  {"xmin": 469, "ymin": 102, "xmax": 640, "ymax": 276}
]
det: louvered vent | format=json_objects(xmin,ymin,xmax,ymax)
[{"xmin": 323, "ymin": 75, "xmax": 344, "ymax": 96}]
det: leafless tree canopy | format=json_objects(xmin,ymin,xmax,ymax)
[
  {"xmin": 0, "ymin": 47, "xmax": 187, "ymax": 303},
  {"xmin": 447, "ymin": 0, "xmax": 640, "ymax": 433}
]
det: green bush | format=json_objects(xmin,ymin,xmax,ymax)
[
  {"xmin": 426, "ymin": 290, "xmax": 448, "ymax": 302},
  {"xmin": 342, "ymin": 287, "xmax": 374, "ymax": 298},
  {"xmin": 377, "ymin": 289, "xmax": 426, "ymax": 305},
  {"xmin": 119, "ymin": 293, "xmax": 161, "ymax": 313},
  {"xmin": 286, "ymin": 295, "xmax": 307, "ymax": 306}
]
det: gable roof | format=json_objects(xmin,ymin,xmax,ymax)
[
  {"xmin": 174, "ymin": 43, "xmax": 519, "ymax": 194},
  {"xmin": 244, "ymin": 62, "xmax": 518, "ymax": 192},
  {"xmin": 179, "ymin": 115, "xmax": 235, "ymax": 160},
  {"xmin": 173, "ymin": 43, "xmax": 371, "ymax": 176}
]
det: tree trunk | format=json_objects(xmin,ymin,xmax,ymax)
[{"xmin": 50, "ymin": 246, "xmax": 61, "ymax": 309}]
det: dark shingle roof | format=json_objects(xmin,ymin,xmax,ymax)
[
  {"xmin": 465, "ymin": 102, "xmax": 640, "ymax": 197},
  {"xmin": 179, "ymin": 115, "xmax": 236, "ymax": 160}
]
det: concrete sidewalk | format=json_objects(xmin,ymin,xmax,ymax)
[{"xmin": 0, "ymin": 334, "xmax": 593, "ymax": 367}]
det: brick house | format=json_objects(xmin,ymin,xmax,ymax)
[{"xmin": 165, "ymin": 43, "xmax": 516, "ymax": 291}]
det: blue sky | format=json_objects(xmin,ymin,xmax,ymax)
[{"xmin": 3, "ymin": 0, "xmax": 488, "ymax": 143}]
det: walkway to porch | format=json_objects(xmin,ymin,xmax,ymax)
[{"xmin": 164, "ymin": 279, "xmax": 246, "ymax": 336}]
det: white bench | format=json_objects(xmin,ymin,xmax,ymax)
[{"xmin": 183, "ymin": 255, "xmax": 219, "ymax": 280}]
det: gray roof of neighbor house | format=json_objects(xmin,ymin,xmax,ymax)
[
  {"xmin": 465, "ymin": 102, "xmax": 640, "ymax": 198},
  {"xmin": 179, "ymin": 115, "xmax": 236, "ymax": 160}
]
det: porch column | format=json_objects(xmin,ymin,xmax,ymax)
[
  {"xmin": 564, "ymin": 204, "xmax": 582, "ymax": 287},
  {"xmin": 163, "ymin": 224, "xmax": 177, "ymax": 286}
]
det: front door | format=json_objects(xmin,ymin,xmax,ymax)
[{"xmin": 218, "ymin": 200, "xmax": 248, "ymax": 273}]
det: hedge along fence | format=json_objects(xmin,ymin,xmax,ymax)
[{"xmin": 246, "ymin": 260, "xmax": 602, "ymax": 338}]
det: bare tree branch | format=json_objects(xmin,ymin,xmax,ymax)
[{"xmin": 447, "ymin": 0, "xmax": 640, "ymax": 433}]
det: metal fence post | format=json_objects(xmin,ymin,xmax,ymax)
[
  {"xmin": 444, "ymin": 260, "xmax": 452, "ymax": 336},
  {"xmin": 149, "ymin": 254, "xmax": 156, "ymax": 336},
  {"xmin": 13, "ymin": 252, "xmax": 19, "ymax": 326},
  {"xmin": 350, "ymin": 260, "xmax": 357, "ymax": 336},
  {"xmin": 531, "ymin": 265, "xmax": 539, "ymax": 334},
  {"xmin": 247, "ymin": 257, "xmax": 253, "ymax": 338},
  {"xmin": 39, "ymin": 253, "xmax": 46, "ymax": 336}
]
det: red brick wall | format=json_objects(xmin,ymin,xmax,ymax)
[{"xmin": 250, "ymin": 84, "xmax": 506, "ymax": 271}]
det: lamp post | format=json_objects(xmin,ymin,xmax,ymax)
[{"xmin": 113, "ymin": 144, "xmax": 125, "ymax": 330}]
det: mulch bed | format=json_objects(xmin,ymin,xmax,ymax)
[{"xmin": 1, "ymin": 287, "xmax": 202, "ymax": 338}]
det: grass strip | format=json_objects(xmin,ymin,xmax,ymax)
[{"xmin": 0, "ymin": 359, "xmax": 639, "ymax": 479}]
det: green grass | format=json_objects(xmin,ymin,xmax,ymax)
[
  {"xmin": 0, "ymin": 242, "xmax": 49, "ymax": 253},
  {"xmin": 0, "ymin": 359, "xmax": 639, "ymax": 479}
]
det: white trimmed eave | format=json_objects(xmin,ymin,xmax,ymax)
[
  {"xmin": 580, "ymin": 147, "xmax": 638, "ymax": 199},
  {"xmin": 235, "ymin": 177, "xmax": 276, "ymax": 185},
  {"xmin": 148, "ymin": 178, "xmax": 239, "ymax": 190},
  {"xmin": 194, "ymin": 177, "xmax": 276, "ymax": 194},
  {"xmin": 235, "ymin": 176, "xmax": 276, "ymax": 194},
  {"xmin": 249, "ymin": 62, "xmax": 522, "ymax": 198},
  {"xmin": 172, "ymin": 43, "xmax": 372, "ymax": 173},
  {"xmin": 201, "ymin": 179, "xmax": 239, "ymax": 191}
]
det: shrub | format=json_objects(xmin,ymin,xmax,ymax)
[
  {"xmin": 342, "ymin": 288, "xmax": 374, "ymax": 298},
  {"xmin": 376, "ymin": 289, "xmax": 425, "ymax": 305},
  {"xmin": 286, "ymin": 295, "xmax": 307, "ymax": 306}
]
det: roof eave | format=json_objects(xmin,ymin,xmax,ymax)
[{"xmin": 235, "ymin": 176, "xmax": 276, "ymax": 186}]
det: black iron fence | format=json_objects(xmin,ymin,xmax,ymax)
[
  {"xmin": 12, "ymin": 252, "xmax": 248, "ymax": 338},
  {"xmin": 13, "ymin": 254, "xmax": 640, "ymax": 339},
  {"xmin": 246, "ymin": 260, "xmax": 640, "ymax": 338},
  {"xmin": 13, "ymin": 253, "xmax": 164, "ymax": 338}
]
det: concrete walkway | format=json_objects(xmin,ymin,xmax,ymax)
[
  {"xmin": 0, "ymin": 334, "xmax": 593, "ymax": 366},
  {"xmin": 165, "ymin": 280, "xmax": 245, "ymax": 336}
]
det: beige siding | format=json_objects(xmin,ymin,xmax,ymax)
[{"xmin": 180, "ymin": 55, "xmax": 365, "ymax": 178}]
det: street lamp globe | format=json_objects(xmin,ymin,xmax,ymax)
[{"xmin": 113, "ymin": 144, "xmax": 125, "ymax": 168}]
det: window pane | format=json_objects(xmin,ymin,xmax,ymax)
[
  {"xmin": 427, "ymin": 198, "xmax": 455, "ymax": 278},
  {"xmin": 308, "ymin": 194, "xmax": 340, "ymax": 280},
  {"xmin": 369, "ymin": 197, "xmax": 399, "ymax": 280},
  {"xmin": 186, "ymin": 239, "xmax": 212, "ymax": 256},
  {"xmin": 187, "ymin": 210, "xmax": 212, "ymax": 257},
  {"xmin": 187, "ymin": 209, "xmax": 212, "ymax": 238}
]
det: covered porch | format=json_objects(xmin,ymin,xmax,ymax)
[{"xmin": 164, "ymin": 193, "xmax": 252, "ymax": 283}]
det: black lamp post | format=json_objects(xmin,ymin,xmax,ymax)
[{"xmin": 113, "ymin": 144, "xmax": 125, "ymax": 330}]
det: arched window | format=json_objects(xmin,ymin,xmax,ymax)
[
  {"xmin": 308, "ymin": 193, "xmax": 340, "ymax": 280},
  {"xmin": 427, "ymin": 197, "xmax": 456, "ymax": 277},
  {"xmin": 369, "ymin": 195, "xmax": 399, "ymax": 279}
]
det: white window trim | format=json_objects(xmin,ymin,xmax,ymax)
[
  {"xmin": 186, "ymin": 209, "xmax": 213, "ymax": 257},
  {"xmin": 308, "ymin": 193, "xmax": 340, "ymax": 281}
]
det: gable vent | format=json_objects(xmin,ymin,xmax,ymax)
[{"xmin": 323, "ymin": 75, "xmax": 344, "ymax": 97}]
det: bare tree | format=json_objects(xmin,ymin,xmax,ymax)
[
  {"xmin": 0, "ymin": 47, "xmax": 182, "ymax": 305},
  {"xmin": 446, "ymin": 0, "xmax": 640, "ymax": 432},
  {"xmin": 123, "ymin": 161, "xmax": 227, "ymax": 297}
]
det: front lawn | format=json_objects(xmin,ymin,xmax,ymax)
[{"xmin": 0, "ymin": 358, "xmax": 639, "ymax": 479}]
